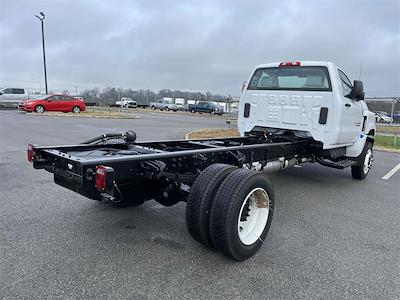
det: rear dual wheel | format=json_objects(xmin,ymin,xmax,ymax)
[
  {"xmin": 186, "ymin": 164, "xmax": 237, "ymax": 248},
  {"xmin": 186, "ymin": 164, "xmax": 274, "ymax": 261}
]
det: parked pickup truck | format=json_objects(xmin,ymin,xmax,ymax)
[
  {"xmin": 0, "ymin": 87, "xmax": 30, "ymax": 108},
  {"xmin": 374, "ymin": 111, "xmax": 393, "ymax": 123},
  {"xmin": 188, "ymin": 101, "xmax": 224, "ymax": 115},
  {"xmin": 149, "ymin": 99, "xmax": 178, "ymax": 111},
  {"xmin": 116, "ymin": 97, "xmax": 137, "ymax": 108},
  {"xmin": 27, "ymin": 61, "xmax": 375, "ymax": 261}
]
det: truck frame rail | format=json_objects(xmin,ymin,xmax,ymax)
[{"xmin": 30, "ymin": 133, "xmax": 322, "ymax": 203}]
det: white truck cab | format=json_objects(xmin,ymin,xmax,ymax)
[{"xmin": 238, "ymin": 61, "xmax": 376, "ymax": 160}]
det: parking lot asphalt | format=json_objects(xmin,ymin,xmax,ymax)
[{"xmin": 1, "ymin": 110, "xmax": 399, "ymax": 299}]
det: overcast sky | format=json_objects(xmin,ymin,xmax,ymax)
[{"xmin": 1, "ymin": 0, "xmax": 399, "ymax": 96}]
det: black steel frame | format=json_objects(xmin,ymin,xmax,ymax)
[{"xmin": 32, "ymin": 134, "xmax": 322, "ymax": 202}]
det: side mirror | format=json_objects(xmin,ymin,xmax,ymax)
[{"xmin": 349, "ymin": 80, "xmax": 364, "ymax": 100}]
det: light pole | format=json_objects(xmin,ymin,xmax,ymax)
[{"xmin": 35, "ymin": 12, "xmax": 48, "ymax": 94}]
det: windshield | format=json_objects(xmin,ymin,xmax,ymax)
[{"xmin": 247, "ymin": 66, "xmax": 331, "ymax": 91}]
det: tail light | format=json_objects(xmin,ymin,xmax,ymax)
[
  {"xmin": 27, "ymin": 144, "xmax": 35, "ymax": 162},
  {"xmin": 279, "ymin": 61, "xmax": 301, "ymax": 67},
  {"xmin": 95, "ymin": 165, "xmax": 114, "ymax": 192}
]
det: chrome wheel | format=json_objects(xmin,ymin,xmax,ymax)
[{"xmin": 363, "ymin": 148, "xmax": 373, "ymax": 174}]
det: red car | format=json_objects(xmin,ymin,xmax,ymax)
[{"xmin": 19, "ymin": 95, "xmax": 85, "ymax": 113}]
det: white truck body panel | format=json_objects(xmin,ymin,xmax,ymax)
[{"xmin": 238, "ymin": 61, "xmax": 375, "ymax": 157}]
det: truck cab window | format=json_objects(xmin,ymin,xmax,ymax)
[
  {"xmin": 12, "ymin": 88, "xmax": 25, "ymax": 94},
  {"xmin": 2, "ymin": 88, "xmax": 13, "ymax": 94},
  {"xmin": 338, "ymin": 69, "xmax": 352, "ymax": 97},
  {"xmin": 248, "ymin": 66, "xmax": 331, "ymax": 91}
]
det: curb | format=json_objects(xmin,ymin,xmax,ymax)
[
  {"xmin": 184, "ymin": 128, "xmax": 223, "ymax": 140},
  {"xmin": 184, "ymin": 130, "xmax": 197, "ymax": 140},
  {"xmin": 374, "ymin": 146, "xmax": 400, "ymax": 153},
  {"xmin": 185, "ymin": 128, "xmax": 240, "ymax": 140},
  {"xmin": 27, "ymin": 113, "xmax": 140, "ymax": 120}
]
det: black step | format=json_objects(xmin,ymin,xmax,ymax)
[{"xmin": 316, "ymin": 157, "xmax": 356, "ymax": 169}]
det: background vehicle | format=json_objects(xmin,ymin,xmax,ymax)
[
  {"xmin": 0, "ymin": 88, "xmax": 30, "ymax": 108},
  {"xmin": 20, "ymin": 94, "xmax": 85, "ymax": 113},
  {"xmin": 149, "ymin": 99, "xmax": 178, "ymax": 111},
  {"xmin": 393, "ymin": 111, "xmax": 400, "ymax": 123},
  {"xmin": 116, "ymin": 97, "xmax": 137, "ymax": 108},
  {"xmin": 28, "ymin": 61, "xmax": 375, "ymax": 261},
  {"xmin": 188, "ymin": 101, "xmax": 224, "ymax": 115},
  {"xmin": 374, "ymin": 111, "xmax": 393, "ymax": 123},
  {"xmin": 175, "ymin": 103, "xmax": 185, "ymax": 111}
]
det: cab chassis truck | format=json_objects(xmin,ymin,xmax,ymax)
[{"xmin": 28, "ymin": 61, "xmax": 376, "ymax": 261}]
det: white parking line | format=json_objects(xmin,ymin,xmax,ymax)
[{"xmin": 382, "ymin": 162, "xmax": 400, "ymax": 180}]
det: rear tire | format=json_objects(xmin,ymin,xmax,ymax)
[
  {"xmin": 209, "ymin": 168, "xmax": 275, "ymax": 261},
  {"xmin": 351, "ymin": 142, "xmax": 373, "ymax": 180},
  {"xmin": 151, "ymin": 106, "xmax": 156, "ymax": 110},
  {"xmin": 35, "ymin": 105, "xmax": 45, "ymax": 113},
  {"xmin": 186, "ymin": 164, "xmax": 237, "ymax": 248},
  {"xmin": 72, "ymin": 106, "xmax": 81, "ymax": 114},
  {"xmin": 191, "ymin": 108, "xmax": 195, "ymax": 113}
]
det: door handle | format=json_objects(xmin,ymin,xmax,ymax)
[{"xmin": 345, "ymin": 103, "xmax": 351, "ymax": 107}]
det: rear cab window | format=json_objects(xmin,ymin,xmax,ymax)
[{"xmin": 247, "ymin": 66, "xmax": 332, "ymax": 91}]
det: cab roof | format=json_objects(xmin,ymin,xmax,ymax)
[{"xmin": 254, "ymin": 61, "xmax": 334, "ymax": 69}]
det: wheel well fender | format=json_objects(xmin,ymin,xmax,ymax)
[{"xmin": 367, "ymin": 129, "xmax": 375, "ymax": 146}]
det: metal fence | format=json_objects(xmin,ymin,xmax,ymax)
[{"xmin": 365, "ymin": 97, "xmax": 400, "ymax": 124}]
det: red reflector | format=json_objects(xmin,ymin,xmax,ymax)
[
  {"xmin": 27, "ymin": 144, "xmax": 35, "ymax": 162},
  {"xmin": 279, "ymin": 61, "xmax": 301, "ymax": 67},
  {"xmin": 95, "ymin": 165, "xmax": 108, "ymax": 191}
]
